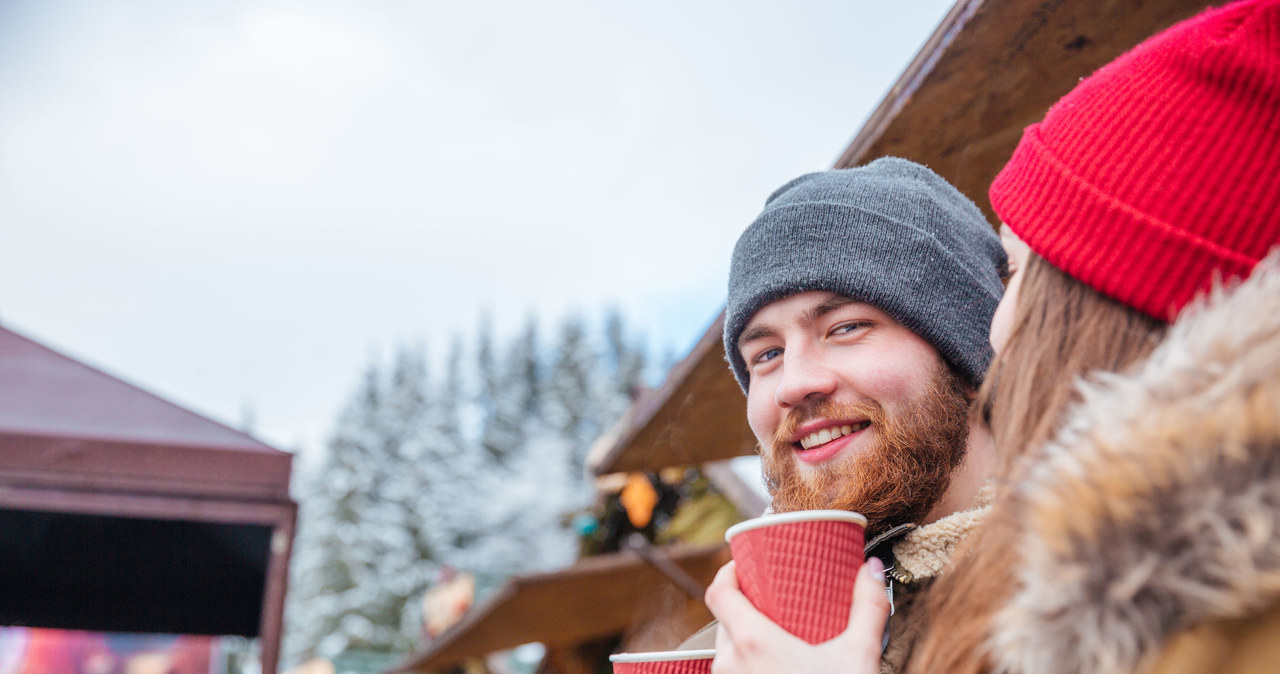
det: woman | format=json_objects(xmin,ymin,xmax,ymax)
[{"xmin": 706, "ymin": 0, "xmax": 1280, "ymax": 672}]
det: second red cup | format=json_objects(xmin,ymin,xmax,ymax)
[{"xmin": 609, "ymin": 649, "xmax": 714, "ymax": 674}]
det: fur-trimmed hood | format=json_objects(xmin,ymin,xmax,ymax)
[{"xmin": 988, "ymin": 255, "xmax": 1280, "ymax": 674}]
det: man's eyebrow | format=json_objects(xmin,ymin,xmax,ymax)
[
  {"xmin": 737, "ymin": 323, "xmax": 777, "ymax": 348},
  {"xmin": 807, "ymin": 295, "xmax": 858, "ymax": 322},
  {"xmin": 737, "ymin": 296, "xmax": 860, "ymax": 350}
]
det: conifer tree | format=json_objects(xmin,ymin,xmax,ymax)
[
  {"xmin": 545, "ymin": 314, "xmax": 601, "ymax": 476},
  {"xmin": 288, "ymin": 363, "xmax": 404, "ymax": 658},
  {"xmin": 604, "ymin": 308, "xmax": 647, "ymax": 415},
  {"xmin": 287, "ymin": 309, "xmax": 658, "ymax": 661},
  {"xmin": 476, "ymin": 313, "xmax": 522, "ymax": 463},
  {"xmin": 511, "ymin": 317, "xmax": 541, "ymax": 418}
]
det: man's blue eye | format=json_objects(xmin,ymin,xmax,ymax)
[
  {"xmin": 754, "ymin": 347, "xmax": 781, "ymax": 364},
  {"xmin": 832, "ymin": 322, "xmax": 866, "ymax": 335}
]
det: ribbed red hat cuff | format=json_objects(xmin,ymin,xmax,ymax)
[{"xmin": 991, "ymin": 126, "xmax": 1257, "ymax": 322}]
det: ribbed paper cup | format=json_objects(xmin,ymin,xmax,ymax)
[
  {"xmin": 724, "ymin": 510, "xmax": 867, "ymax": 644},
  {"xmin": 609, "ymin": 650, "xmax": 714, "ymax": 674}
]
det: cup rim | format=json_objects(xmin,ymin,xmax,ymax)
[
  {"xmin": 609, "ymin": 650, "xmax": 716, "ymax": 662},
  {"xmin": 725, "ymin": 509, "xmax": 866, "ymax": 542}
]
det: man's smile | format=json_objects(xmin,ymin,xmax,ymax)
[
  {"xmin": 796, "ymin": 420, "xmax": 871, "ymax": 450},
  {"xmin": 790, "ymin": 419, "xmax": 872, "ymax": 465}
]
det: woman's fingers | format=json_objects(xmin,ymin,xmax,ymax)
[
  {"xmin": 705, "ymin": 560, "xmax": 797, "ymax": 653},
  {"xmin": 705, "ymin": 561, "xmax": 763, "ymax": 636},
  {"xmin": 706, "ymin": 557, "xmax": 890, "ymax": 674},
  {"xmin": 843, "ymin": 556, "xmax": 891, "ymax": 661},
  {"xmin": 715, "ymin": 560, "xmax": 738, "ymax": 590},
  {"xmin": 711, "ymin": 621, "xmax": 735, "ymax": 674}
]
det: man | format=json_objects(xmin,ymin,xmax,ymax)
[{"xmin": 685, "ymin": 157, "xmax": 1006, "ymax": 672}]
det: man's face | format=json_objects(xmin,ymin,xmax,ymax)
[{"xmin": 738, "ymin": 291, "xmax": 971, "ymax": 535}]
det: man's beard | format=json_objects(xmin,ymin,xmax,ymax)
[{"xmin": 761, "ymin": 363, "xmax": 972, "ymax": 539}]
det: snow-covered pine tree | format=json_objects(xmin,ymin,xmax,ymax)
[
  {"xmin": 511, "ymin": 317, "xmax": 541, "ymax": 419},
  {"xmin": 380, "ymin": 347, "xmax": 446, "ymax": 648},
  {"xmin": 287, "ymin": 363, "xmax": 409, "ymax": 659},
  {"xmin": 603, "ymin": 307, "xmax": 647, "ymax": 418},
  {"xmin": 476, "ymin": 313, "xmax": 521, "ymax": 464},
  {"xmin": 288, "ymin": 349, "xmax": 455, "ymax": 658},
  {"xmin": 286, "ymin": 310, "xmax": 657, "ymax": 661},
  {"xmin": 544, "ymin": 314, "xmax": 603, "ymax": 478}
]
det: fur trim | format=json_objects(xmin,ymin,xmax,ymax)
[
  {"xmin": 990, "ymin": 253, "xmax": 1280, "ymax": 674},
  {"xmin": 894, "ymin": 484, "xmax": 993, "ymax": 581}
]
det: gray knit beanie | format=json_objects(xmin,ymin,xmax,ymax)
[{"xmin": 725, "ymin": 157, "xmax": 1005, "ymax": 392}]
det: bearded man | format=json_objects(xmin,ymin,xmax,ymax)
[{"xmin": 684, "ymin": 157, "xmax": 1006, "ymax": 672}]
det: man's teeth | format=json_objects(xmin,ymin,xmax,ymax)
[{"xmin": 798, "ymin": 422, "xmax": 869, "ymax": 450}]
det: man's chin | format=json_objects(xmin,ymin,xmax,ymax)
[
  {"xmin": 767, "ymin": 457, "xmax": 931, "ymax": 536},
  {"xmin": 798, "ymin": 473, "xmax": 853, "ymax": 506},
  {"xmin": 767, "ymin": 466, "xmax": 858, "ymax": 513},
  {"xmin": 795, "ymin": 451, "xmax": 866, "ymax": 491},
  {"xmin": 791, "ymin": 447, "xmax": 862, "ymax": 482}
]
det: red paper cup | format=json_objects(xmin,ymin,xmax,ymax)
[
  {"xmin": 724, "ymin": 510, "xmax": 867, "ymax": 644},
  {"xmin": 609, "ymin": 650, "xmax": 714, "ymax": 674}
]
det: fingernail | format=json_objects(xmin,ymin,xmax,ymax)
[{"xmin": 867, "ymin": 556, "xmax": 885, "ymax": 582}]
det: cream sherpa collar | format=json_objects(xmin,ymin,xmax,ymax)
[{"xmin": 891, "ymin": 484, "xmax": 994, "ymax": 583}]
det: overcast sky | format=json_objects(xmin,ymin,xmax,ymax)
[{"xmin": 0, "ymin": 0, "xmax": 954, "ymax": 461}]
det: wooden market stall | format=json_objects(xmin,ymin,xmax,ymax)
[
  {"xmin": 590, "ymin": 0, "xmax": 1217, "ymax": 479},
  {"xmin": 393, "ymin": 543, "xmax": 730, "ymax": 674},
  {"xmin": 0, "ymin": 325, "xmax": 296, "ymax": 673}
]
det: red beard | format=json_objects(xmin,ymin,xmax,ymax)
[{"xmin": 761, "ymin": 363, "xmax": 971, "ymax": 539}]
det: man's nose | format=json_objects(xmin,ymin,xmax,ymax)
[{"xmin": 774, "ymin": 349, "xmax": 838, "ymax": 407}]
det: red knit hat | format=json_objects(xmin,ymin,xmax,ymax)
[{"xmin": 990, "ymin": 0, "xmax": 1280, "ymax": 322}]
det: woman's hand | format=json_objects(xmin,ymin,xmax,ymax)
[{"xmin": 705, "ymin": 556, "xmax": 890, "ymax": 674}]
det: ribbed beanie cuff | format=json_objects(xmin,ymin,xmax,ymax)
[{"xmin": 990, "ymin": 0, "xmax": 1280, "ymax": 322}]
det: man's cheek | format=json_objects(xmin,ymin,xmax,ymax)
[{"xmin": 745, "ymin": 403, "xmax": 776, "ymax": 451}]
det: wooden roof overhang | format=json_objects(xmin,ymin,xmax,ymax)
[
  {"xmin": 591, "ymin": 0, "xmax": 1216, "ymax": 477},
  {"xmin": 0, "ymin": 325, "xmax": 295, "ymax": 674},
  {"xmin": 394, "ymin": 543, "xmax": 731, "ymax": 672},
  {"xmin": 587, "ymin": 313, "xmax": 756, "ymax": 475}
]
